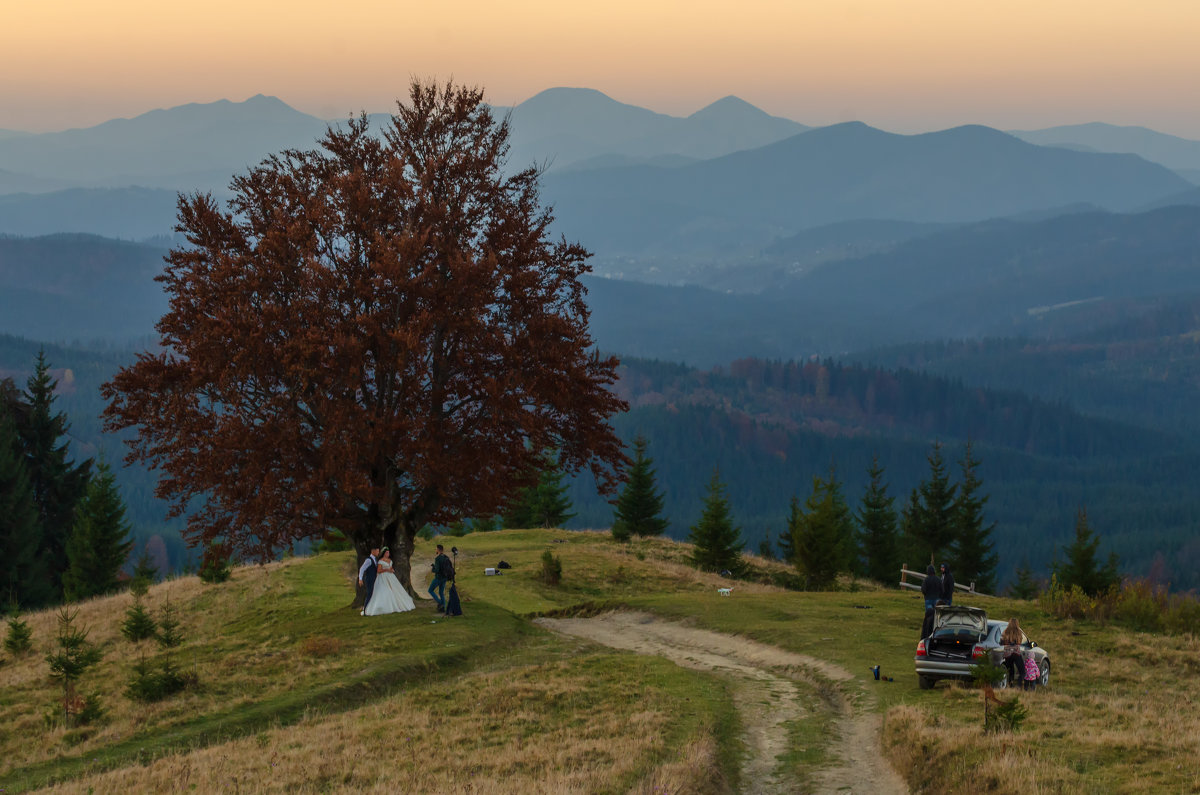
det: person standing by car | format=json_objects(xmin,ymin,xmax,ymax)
[
  {"xmin": 1000, "ymin": 618, "xmax": 1024, "ymax": 685},
  {"xmin": 922, "ymin": 564, "xmax": 942, "ymax": 611},
  {"xmin": 941, "ymin": 563, "xmax": 955, "ymax": 605}
]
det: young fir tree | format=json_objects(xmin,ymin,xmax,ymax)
[
  {"xmin": 503, "ymin": 452, "xmax": 575, "ymax": 529},
  {"xmin": 122, "ymin": 563, "xmax": 157, "ymax": 644},
  {"xmin": 4, "ymin": 609, "xmax": 34, "ymax": 655},
  {"xmin": 856, "ymin": 455, "xmax": 899, "ymax": 586},
  {"xmin": 63, "ymin": 460, "xmax": 135, "ymax": 602},
  {"xmin": 20, "ymin": 352, "xmax": 93, "ymax": 601},
  {"xmin": 155, "ymin": 601, "xmax": 184, "ymax": 649},
  {"xmin": 1009, "ymin": 559, "xmax": 1040, "ymax": 600},
  {"xmin": 45, "ymin": 607, "xmax": 103, "ymax": 726},
  {"xmin": 688, "ymin": 470, "xmax": 744, "ymax": 573},
  {"xmin": 950, "ymin": 442, "xmax": 998, "ymax": 593},
  {"xmin": 0, "ymin": 397, "xmax": 51, "ymax": 608},
  {"xmin": 900, "ymin": 441, "xmax": 957, "ymax": 566},
  {"xmin": 611, "ymin": 436, "xmax": 669, "ymax": 541},
  {"xmin": 792, "ymin": 473, "xmax": 856, "ymax": 590},
  {"xmin": 1053, "ymin": 507, "xmax": 1121, "ymax": 596}
]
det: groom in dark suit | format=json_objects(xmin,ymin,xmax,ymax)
[{"xmin": 357, "ymin": 546, "xmax": 380, "ymax": 616}]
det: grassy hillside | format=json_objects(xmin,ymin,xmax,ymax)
[{"xmin": 2, "ymin": 529, "xmax": 1197, "ymax": 793}]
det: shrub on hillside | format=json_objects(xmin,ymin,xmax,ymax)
[
  {"xmin": 1040, "ymin": 575, "xmax": 1200, "ymax": 636},
  {"xmin": 126, "ymin": 658, "xmax": 192, "ymax": 702},
  {"xmin": 540, "ymin": 551, "xmax": 563, "ymax": 586}
]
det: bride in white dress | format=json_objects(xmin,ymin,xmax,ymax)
[{"xmin": 364, "ymin": 548, "xmax": 416, "ymax": 616}]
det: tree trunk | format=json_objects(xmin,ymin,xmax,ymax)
[
  {"xmin": 352, "ymin": 539, "xmax": 370, "ymax": 608},
  {"xmin": 393, "ymin": 517, "xmax": 418, "ymax": 597}
]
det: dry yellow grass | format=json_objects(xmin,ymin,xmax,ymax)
[
  {"xmin": 39, "ymin": 657, "xmax": 725, "ymax": 795},
  {"xmin": 0, "ymin": 555, "xmax": 424, "ymax": 777},
  {"xmin": 881, "ymin": 629, "xmax": 1200, "ymax": 794}
]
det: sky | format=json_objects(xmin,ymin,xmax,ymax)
[{"xmin": 4, "ymin": 0, "xmax": 1200, "ymax": 137}]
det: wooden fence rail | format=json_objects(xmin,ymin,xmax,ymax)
[{"xmin": 898, "ymin": 564, "xmax": 991, "ymax": 598}]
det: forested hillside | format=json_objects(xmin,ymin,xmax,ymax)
[
  {"xmin": 849, "ymin": 295, "xmax": 1200, "ymax": 435},
  {"xmin": 567, "ymin": 357, "xmax": 1200, "ymax": 590},
  {"xmin": 6, "ymin": 341, "xmax": 1200, "ymax": 590},
  {"xmin": 0, "ymin": 336, "xmax": 187, "ymax": 573}
]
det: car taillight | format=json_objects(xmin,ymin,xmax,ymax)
[
  {"xmin": 916, "ymin": 640, "xmax": 927, "ymax": 657},
  {"xmin": 972, "ymin": 644, "xmax": 986, "ymax": 660}
]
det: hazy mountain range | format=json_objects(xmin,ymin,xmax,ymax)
[
  {"xmin": 7, "ymin": 205, "xmax": 1200, "ymax": 359},
  {"xmin": 1010, "ymin": 122, "xmax": 1200, "ymax": 182},
  {"xmin": 2, "ymin": 89, "xmax": 1196, "ymax": 272}
]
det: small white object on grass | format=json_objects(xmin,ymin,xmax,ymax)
[{"xmin": 717, "ymin": 587, "xmax": 732, "ymax": 597}]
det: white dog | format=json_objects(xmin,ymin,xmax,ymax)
[{"xmin": 717, "ymin": 587, "xmax": 732, "ymax": 597}]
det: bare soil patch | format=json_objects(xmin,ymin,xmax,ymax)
[{"xmin": 537, "ymin": 611, "xmax": 908, "ymax": 795}]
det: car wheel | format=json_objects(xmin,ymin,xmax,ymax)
[
  {"xmin": 1039, "ymin": 660, "xmax": 1050, "ymax": 687},
  {"xmin": 918, "ymin": 675, "xmax": 935, "ymax": 690}
]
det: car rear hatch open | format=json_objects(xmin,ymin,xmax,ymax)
[{"xmin": 926, "ymin": 606, "xmax": 988, "ymax": 661}]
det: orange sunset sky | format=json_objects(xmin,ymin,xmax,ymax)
[{"xmin": 3, "ymin": 0, "xmax": 1200, "ymax": 136}]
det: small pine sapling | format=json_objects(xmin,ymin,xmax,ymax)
[
  {"xmin": 127, "ymin": 600, "xmax": 193, "ymax": 702},
  {"xmin": 155, "ymin": 601, "xmax": 183, "ymax": 649},
  {"xmin": 5, "ymin": 608, "xmax": 34, "ymax": 655},
  {"xmin": 45, "ymin": 608, "xmax": 103, "ymax": 727},
  {"xmin": 988, "ymin": 695, "xmax": 1029, "ymax": 734},
  {"xmin": 121, "ymin": 598, "xmax": 157, "ymax": 644}
]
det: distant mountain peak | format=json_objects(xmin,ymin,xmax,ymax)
[
  {"xmin": 518, "ymin": 87, "xmax": 624, "ymax": 109},
  {"xmin": 689, "ymin": 95, "xmax": 761, "ymax": 118}
]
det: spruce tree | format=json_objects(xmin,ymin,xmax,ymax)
[
  {"xmin": 793, "ymin": 474, "xmax": 855, "ymax": 590},
  {"xmin": 45, "ymin": 607, "xmax": 103, "ymax": 726},
  {"xmin": 611, "ymin": 436, "xmax": 669, "ymax": 541},
  {"xmin": 0, "ymin": 398, "xmax": 50, "ymax": 608},
  {"xmin": 1009, "ymin": 559, "xmax": 1039, "ymax": 600},
  {"xmin": 688, "ymin": 470, "xmax": 744, "ymax": 573},
  {"xmin": 857, "ymin": 455, "xmax": 899, "ymax": 585},
  {"xmin": 20, "ymin": 352, "xmax": 93, "ymax": 600},
  {"xmin": 1053, "ymin": 507, "xmax": 1121, "ymax": 596},
  {"xmin": 503, "ymin": 452, "xmax": 574, "ymax": 529},
  {"xmin": 121, "ymin": 597, "xmax": 158, "ymax": 644},
  {"xmin": 950, "ymin": 442, "xmax": 998, "ymax": 593},
  {"xmin": 900, "ymin": 441, "xmax": 957, "ymax": 566},
  {"xmin": 63, "ymin": 461, "xmax": 135, "ymax": 602},
  {"xmin": 4, "ymin": 609, "xmax": 33, "ymax": 655}
]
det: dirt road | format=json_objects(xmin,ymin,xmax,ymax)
[{"xmin": 536, "ymin": 611, "xmax": 908, "ymax": 795}]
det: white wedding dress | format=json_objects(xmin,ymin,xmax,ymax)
[{"xmin": 364, "ymin": 561, "xmax": 416, "ymax": 616}]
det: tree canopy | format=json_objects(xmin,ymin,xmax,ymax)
[{"xmin": 102, "ymin": 81, "xmax": 627, "ymax": 592}]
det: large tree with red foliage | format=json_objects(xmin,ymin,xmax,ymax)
[{"xmin": 102, "ymin": 81, "xmax": 627, "ymax": 598}]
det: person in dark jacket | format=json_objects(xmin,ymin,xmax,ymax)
[
  {"xmin": 922, "ymin": 564, "xmax": 942, "ymax": 611},
  {"xmin": 941, "ymin": 563, "xmax": 955, "ymax": 605},
  {"xmin": 921, "ymin": 599, "xmax": 948, "ymax": 639}
]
